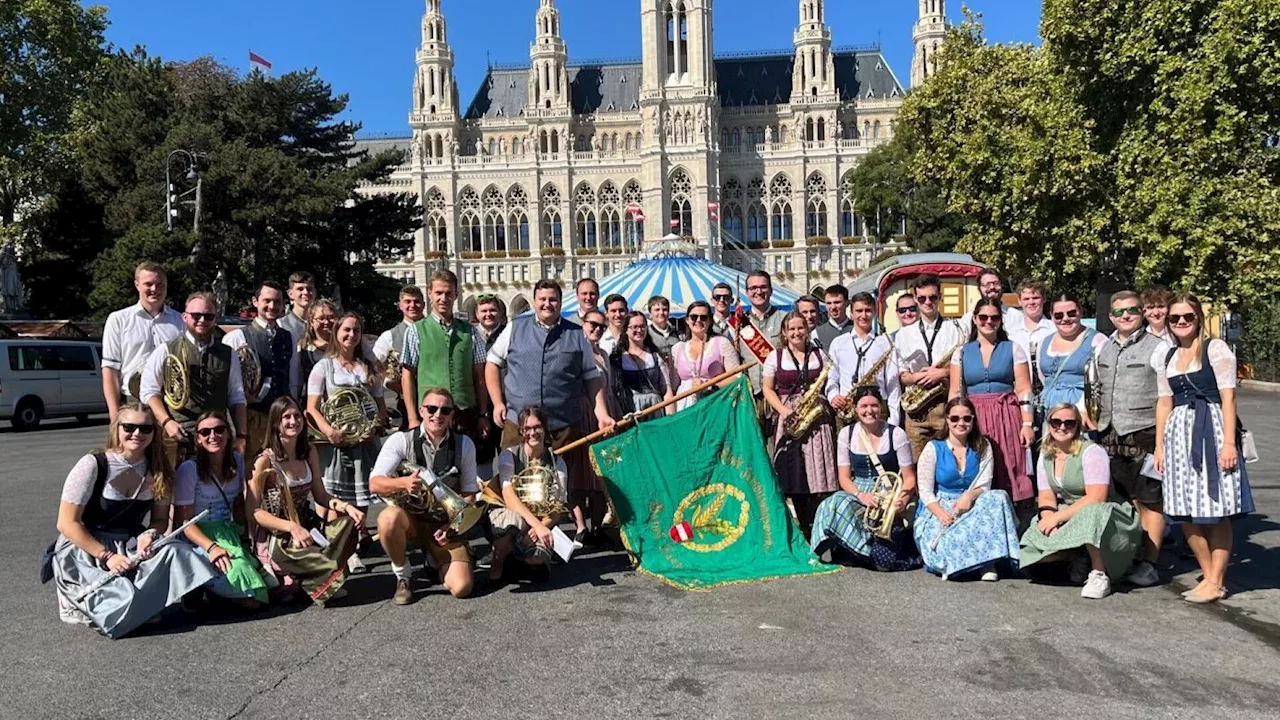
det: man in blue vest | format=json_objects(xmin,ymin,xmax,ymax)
[
  {"xmin": 223, "ymin": 280, "xmax": 298, "ymax": 460},
  {"xmin": 485, "ymin": 279, "xmax": 614, "ymax": 451},
  {"xmin": 399, "ymin": 270, "xmax": 489, "ymax": 440}
]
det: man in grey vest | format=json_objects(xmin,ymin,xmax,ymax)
[
  {"xmin": 374, "ymin": 285, "xmax": 426, "ymax": 431},
  {"xmin": 566, "ymin": 277, "xmax": 600, "ymax": 327},
  {"xmin": 813, "ymin": 285, "xmax": 852, "ymax": 351},
  {"xmin": 485, "ymin": 279, "xmax": 614, "ymax": 452},
  {"xmin": 1094, "ymin": 289, "xmax": 1166, "ymax": 588},
  {"xmin": 223, "ymin": 280, "xmax": 299, "ymax": 461}
]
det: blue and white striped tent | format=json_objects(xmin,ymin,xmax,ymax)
[{"xmin": 558, "ymin": 255, "xmax": 801, "ymax": 318}]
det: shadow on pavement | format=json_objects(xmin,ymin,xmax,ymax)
[{"xmin": 1164, "ymin": 515, "xmax": 1280, "ymax": 593}]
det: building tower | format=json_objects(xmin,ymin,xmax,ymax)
[
  {"xmin": 410, "ymin": 0, "xmax": 460, "ymax": 260},
  {"xmin": 911, "ymin": 0, "xmax": 947, "ymax": 88},
  {"xmin": 791, "ymin": 0, "xmax": 837, "ymax": 104},
  {"xmin": 528, "ymin": 0, "xmax": 571, "ymax": 114},
  {"xmin": 639, "ymin": 0, "xmax": 719, "ymax": 247}
]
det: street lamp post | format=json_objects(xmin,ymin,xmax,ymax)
[{"xmin": 165, "ymin": 149, "xmax": 205, "ymax": 264}]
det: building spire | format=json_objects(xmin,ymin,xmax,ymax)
[
  {"xmin": 412, "ymin": 0, "xmax": 457, "ymax": 121},
  {"xmin": 529, "ymin": 0, "xmax": 570, "ymax": 113},
  {"xmin": 911, "ymin": 0, "xmax": 947, "ymax": 88},
  {"xmin": 791, "ymin": 0, "xmax": 836, "ymax": 104}
]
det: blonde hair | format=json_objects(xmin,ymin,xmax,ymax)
[
  {"xmin": 1168, "ymin": 292, "xmax": 1207, "ymax": 356},
  {"xmin": 105, "ymin": 403, "xmax": 171, "ymax": 501},
  {"xmin": 1042, "ymin": 402, "xmax": 1084, "ymax": 458},
  {"xmin": 300, "ymin": 298, "xmax": 341, "ymax": 351}
]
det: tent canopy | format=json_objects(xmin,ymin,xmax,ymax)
[{"xmin": 559, "ymin": 255, "xmax": 801, "ymax": 318}]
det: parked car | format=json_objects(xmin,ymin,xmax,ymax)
[{"xmin": 0, "ymin": 339, "xmax": 107, "ymax": 430}]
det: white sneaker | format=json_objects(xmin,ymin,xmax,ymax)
[
  {"xmin": 981, "ymin": 570, "xmax": 999, "ymax": 582},
  {"xmin": 1069, "ymin": 555, "xmax": 1090, "ymax": 584},
  {"xmin": 346, "ymin": 553, "xmax": 367, "ymax": 574},
  {"xmin": 1081, "ymin": 570, "xmax": 1111, "ymax": 599},
  {"xmin": 1125, "ymin": 561, "xmax": 1160, "ymax": 587},
  {"xmin": 56, "ymin": 593, "xmax": 90, "ymax": 626}
]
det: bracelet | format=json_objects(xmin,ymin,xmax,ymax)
[
  {"xmin": 1022, "ymin": 421, "xmax": 1034, "ymax": 428},
  {"xmin": 164, "ymin": 418, "xmax": 177, "ymax": 428},
  {"xmin": 97, "ymin": 548, "xmax": 115, "ymax": 563}
]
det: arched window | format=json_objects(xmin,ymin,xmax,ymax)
[
  {"xmin": 723, "ymin": 201, "xmax": 744, "ymax": 242},
  {"xmin": 601, "ymin": 208, "xmax": 622, "ymax": 248},
  {"xmin": 731, "ymin": 128, "xmax": 741, "ymax": 146},
  {"xmin": 508, "ymin": 212, "xmax": 530, "ymax": 250},
  {"xmin": 746, "ymin": 201, "xmax": 767, "ymax": 242},
  {"xmin": 817, "ymin": 117, "xmax": 826, "ymax": 142},
  {"xmin": 771, "ymin": 200, "xmax": 793, "ymax": 241},
  {"xmin": 669, "ymin": 169, "xmax": 694, "ymax": 236},
  {"xmin": 461, "ymin": 212, "xmax": 482, "ymax": 252},
  {"xmin": 665, "ymin": 3, "xmax": 676, "ymax": 76},
  {"xmin": 839, "ymin": 171, "xmax": 858, "ymax": 238},
  {"xmin": 484, "ymin": 210, "xmax": 506, "ymax": 251},
  {"xmin": 576, "ymin": 208, "xmax": 598, "ymax": 248},
  {"xmin": 427, "ymin": 213, "xmax": 448, "ymax": 254},
  {"xmin": 678, "ymin": 3, "xmax": 689, "ymax": 76},
  {"xmin": 721, "ymin": 128, "xmax": 730, "ymax": 147},
  {"xmin": 805, "ymin": 118, "xmax": 814, "ymax": 142},
  {"xmin": 542, "ymin": 211, "xmax": 563, "ymax": 248},
  {"xmin": 806, "ymin": 199, "xmax": 827, "ymax": 238},
  {"xmin": 873, "ymin": 120, "xmax": 881, "ymax": 139}
]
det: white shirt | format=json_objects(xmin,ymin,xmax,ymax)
[
  {"xmin": 915, "ymin": 440, "xmax": 995, "ymax": 506},
  {"xmin": 1146, "ymin": 327, "xmax": 1176, "ymax": 350},
  {"xmin": 1152, "ymin": 338, "xmax": 1237, "ymax": 396},
  {"xmin": 306, "ymin": 357, "xmax": 384, "ymax": 399},
  {"xmin": 1007, "ymin": 313, "xmax": 1056, "ymax": 361},
  {"xmin": 100, "ymin": 303, "xmax": 184, "ymax": 392},
  {"xmin": 827, "ymin": 330, "xmax": 901, "ymax": 426},
  {"xmin": 140, "ymin": 331, "xmax": 247, "ymax": 408},
  {"xmin": 895, "ymin": 315, "xmax": 966, "ymax": 375},
  {"xmin": 222, "ymin": 318, "xmax": 301, "ymax": 399},
  {"xmin": 373, "ymin": 320, "xmax": 415, "ymax": 362},
  {"xmin": 598, "ymin": 329, "xmax": 622, "ymax": 356},
  {"xmin": 371, "ymin": 429, "xmax": 479, "ymax": 494}
]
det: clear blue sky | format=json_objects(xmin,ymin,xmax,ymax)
[{"xmin": 91, "ymin": 0, "xmax": 1041, "ymax": 137}]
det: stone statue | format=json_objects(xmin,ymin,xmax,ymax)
[
  {"xmin": 475, "ymin": 138, "xmax": 485, "ymax": 156},
  {"xmin": 766, "ymin": 126, "xmax": 775, "ymax": 144},
  {"xmin": 450, "ymin": 138, "xmax": 460, "ymax": 157},
  {"xmin": 663, "ymin": 110, "xmax": 672, "ymax": 140},
  {"xmin": 837, "ymin": 120, "xmax": 845, "ymax": 138},
  {"xmin": 651, "ymin": 112, "xmax": 660, "ymax": 139},
  {"xmin": 212, "ymin": 268, "xmax": 229, "ymax": 316},
  {"xmin": 591, "ymin": 133, "xmax": 601, "ymax": 152},
  {"xmin": 0, "ymin": 241, "xmax": 24, "ymax": 314},
  {"xmin": 499, "ymin": 137, "xmax": 508, "ymax": 156}
]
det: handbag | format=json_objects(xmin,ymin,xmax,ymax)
[{"xmin": 1241, "ymin": 428, "xmax": 1259, "ymax": 464}]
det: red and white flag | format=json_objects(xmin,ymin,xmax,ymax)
[
  {"xmin": 670, "ymin": 218, "xmax": 680, "ymax": 229},
  {"xmin": 707, "ymin": 202, "xmax": 720, "ymax": 221},
  {"xmin": 249, "ymin": 51, "xmax": 272, "ymax": 72}
]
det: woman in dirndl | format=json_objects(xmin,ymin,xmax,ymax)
[
  {"xmin": 914, "ymin": 397, "xmax": 1020, "ymax": 581},
  {"xmin": 297, "ymin": 298, "xmax": 339, "ymax": 398},
  {"xmin": 671, "ymin": 301, "xmax": 741, "ymax": 412},
  {"xmin": 173, "ymin": 410, "xmax": 269, "ymax": 609},
  {"xmin": 1020, "ymin": 403, "xmax": 1141, "ymax": 599},
  {"xmin": 764, "ymin": 312, "xmax": 840, "ymax": 537},
  {"xmin": 247, "ymin": 396, "xmax": 363, "ymax": 606},
  {"xmin": 609, "ymin": 310, "xmax": 675, "ymax": 419},
  {"xmin": 810, "ymin": 386, "xmax": 921, "ymax": 570},
  {"xmin": 43, "ymin": 403, "xmax": 217, "ymax": 638},
  {"xmin": 950, "ymin": 297, "xmax": 1036, "ymax": 511},
  {"xmin": 305, "ymin": 312, "xmax": 387, "ymax": 574},
  {"xmin": 1154, "ymin": 294, "xmax": 1253, "ymax": 604},
  {"xmin": 1038, "ymin": 293, "xmax": 1107, "ymax": 430},
  {"xmin": 567, "ymin": 310, "xmax": 618, "ymax": 547},
  {"xmin": 488, "ymin": 407, "xmax": 570, "ymax": 584}
]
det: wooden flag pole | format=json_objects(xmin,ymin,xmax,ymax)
[{"xmin": 555, "ymin": 361, "xmax": 757, "ymax": 456}]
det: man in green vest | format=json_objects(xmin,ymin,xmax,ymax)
[{"xmin": 400, "ymin": 269, "xmax": 489, "ymax": 441}]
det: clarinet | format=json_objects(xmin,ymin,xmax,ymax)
[{"xmin": 72, "ymin": 510, "xmax": 209, "ymax": 603}]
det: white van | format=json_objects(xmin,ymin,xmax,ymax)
[{"xmin": 0, "ymin": 339, "xmax": 107, "ymax": 430}]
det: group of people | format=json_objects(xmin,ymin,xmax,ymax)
[{"xmin": 43, "ymin": 260, "xmax": 1254, "ymax": 638}]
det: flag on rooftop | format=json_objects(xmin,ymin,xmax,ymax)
[{"xmin": 249, "ymin": 51, "xmax": 272, "ymax": 72}]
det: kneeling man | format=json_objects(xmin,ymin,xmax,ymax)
[{"xmin": 371, "ymin": 387, "xmax": 478, "ymax": 604}]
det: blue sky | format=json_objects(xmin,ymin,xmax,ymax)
[{"xmin": 92, "ymin": 0, "xmax": 1041, "ymax": 137}]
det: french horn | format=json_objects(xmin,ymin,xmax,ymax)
[
  {"xmin": 479, "ymin": 461, "xmax": 567, "ymax": 521},
  {"xmin": 388, "ymin": 461, "xmax": 483, "ymax": 535},
  {"xmin": 162, "ymin": 353, "xmax": 189, "ymax": 410},
  {"xmin": 308, "ymin": 385, "xmax": 380, "ymax": 445},
  {"xmin": 237, "ymin": 344, "xmax": 263, "ymax": 401}
]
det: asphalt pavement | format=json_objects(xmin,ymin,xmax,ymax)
[{"xmin": 1, "ymin": 395, "xmax": 1277, "ymax": 720}]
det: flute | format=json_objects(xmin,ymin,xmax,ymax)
[
  {"xmin": 929, "ymin": 505, "xmax": 970, "ymax": 552},
  {"xmin": 72, "ymin": 510, "xmax": 209, "ymax": 603}
]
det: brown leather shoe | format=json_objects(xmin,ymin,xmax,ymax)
[{"xmin": 392, "ymin": 577, "xmax": 415, "ymax": 605}]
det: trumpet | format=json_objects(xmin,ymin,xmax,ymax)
[{"xmin": 861, "ymin": 471, "xmax": 905, "ymax": 541}]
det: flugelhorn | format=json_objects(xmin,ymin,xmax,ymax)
[
  {"xmin": 861, "ymin": 471, "xmax": 905, "ymax": 541},
  {"xmin": 394, "ymin": 461, "xmax": 483, "ymax": 535},
  {"xmin": 479, "ymin": 462, "xmax": 566, "ymax": 521}
]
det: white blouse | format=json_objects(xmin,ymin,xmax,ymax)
[
  {"xmin": 915, "ymin": 441, "xmax": 994, "ymax": 506},
  {"xmin": 1152, "ymin": 338, "xmax": 1237, "ymax": 397}
]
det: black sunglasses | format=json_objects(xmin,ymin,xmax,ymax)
[
  {"xmin": 687, "ymin": 314, "xmax": 710, "ymax": 322},
  {"xmin": 712, "ymin": 294, "xmax": 733, "ymax": 301},
  {"xmin": 197, "ymin": 425, "xmax": 229, "ymax": 438},
  {"xmin": 583, "ymin": 320, "xmax": 605, "ymax": 330},
  {"xmin": 897, "ymin": 305, "xmax": 919, "ymax": 315},
  {"xmin": 948, "ymin": 414, "xmax": 975, "ymax": 423},
  {"xmin": 1053, "ymin": 310, "xmax": 1080, "ymax": 321},
  {"xmin": 422, "ymin": 405, "xmax": 455, "ymax": 416},
  {"xmin": 975, "ymin": 314, "xmax": 1001, "ymax": 324},
  {"xmin": 187, "ymin": 312, "xmax": 217, "ymax": 323},
  {"xmin": 915, "ymin": 293, "xmax": 939, "ymax": 303},
  {"xmin": 1169, "ymin": 312, "xmax": 1197, "ymax": 325},
  {"xmin": 1049, "ymin": 418, "xmax": 1079, "ymax": 430},
  {"xmin": 121, "ymin": 422, "xmax": 155, "ymax": 435}
]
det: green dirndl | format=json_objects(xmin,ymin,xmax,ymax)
[
  {"xmin": 261, "ymin": 486, "xmax": 357, "ymax": 605},
  {"xmin": 1018, "ymin": 441, "xmax": 1141, "ymax": 579},
  {"xmin": 198, "ymin": 520, "xmax": 269, "ymax": 604}
]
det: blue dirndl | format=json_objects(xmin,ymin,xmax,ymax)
[{"xmin": 914, "ymin": 490, "xmax": 1020, "ymax": 579}]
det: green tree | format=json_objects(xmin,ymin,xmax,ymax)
[
  {"xmin": 0, "ymin": 0, "xmax": 107, "ymax": 227},
  {"xmin": 847, "ymin": 134, "xmax": 965, "ymax": 252}
]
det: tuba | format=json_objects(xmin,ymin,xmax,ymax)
[
  {"xmin": 1083, "ymin": 355, "xmax": 1103, "ymax": 427},
  {"xmin": 782, "ymin": 362, "xmax": 834, "ymax": 439},
  {"xmin": 861, "ymin": 470, "xmax": 905, "ymax": 540},
  {"xmin": 837, "ymin": 337, "xmax": 895, "ymax": 424},
  {"xmin": 162, "ymin": 352, "xmax": 189, "ymax": 410},
  {"xmin": 237, "ymin": 345, "xmax": 263, "ymax": 402},
  {"xmin": 388, "ymin": 461, "xmax": 483, "ymax": 535},
  {"xmin": 480, "ymin": 461, "xmax": 567, "ymax": 521},
  {"xmin": 309, "ymin": 385, "xmax": 380, "ymax": 445}
]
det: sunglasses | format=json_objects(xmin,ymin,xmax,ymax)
[
  {"xmin": 187, "ymin": 312, "xmax": 217, "ymax": 323},
  {"xmin": 422, "ymin": 405, "xmax": 455, "ymax": 416},
  {"xmin": 1053, "ymin": 310, "xmax": 1080, "ymax": 321},
  {"xmin": 1110, "ymin": 306, "xmax": 1143, "ymax": 318},
  {"xmin": 948, "ymin": 414, "xmax": 974, "ymax": 424},
  {"xmin": 712, "ymin": 294, "xmax": 733, "ymax": 302},
  {"xmin": 915, "ymin": 294, "xmax": 939, "ymax": 303},
  {"xmin": 896, "ymin": 305, "xmax": 919, "ymax": 315},
  {"xmin": 687, "ymin": 314, "xmax": 710, "ymax": 322},
  {"xmin": 477, "ymin": 293, "xmax": 496, "ymax": 301},
  {"xmin": 583, "ymin": 320, "xmax": 605, "ymax": 330},
  {"xmin": 1049, "ymin": 418, "xmax": 1079, "ymax": 430},
  {"xmin": 120, "ymin": 422, "xmax": 156, "ymax": 435},
  {"xmin": 975, "ymin": 314, "xmax": 1001, "ymax": 324},
  {"xmin": 197, "ymin": 425, "xmax": 229, "ymax": 438},
  {"xmin": 1169, "ymin": 312, "xmax": 1197, "ymax": 326},
  {"xmin": 628, "ymin": 325, "xmax": 648, "ymax": 332}
]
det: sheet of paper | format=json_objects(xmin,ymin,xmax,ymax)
[
  {"xmin": 550, "ymin": 526, "xmax": 575, "ymax": 563},
  {"xmin": 1140, "ymin": 453, "xmax": 1162, "ymax": 481},
  {"xmin": 309, "ymin": 528, "xmax": 331, "ymax": 548}
]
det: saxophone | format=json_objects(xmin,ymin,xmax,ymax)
[
  {"xmin": 837, "ymin": 337, "xmax": 896, "ymax": 424},
  {"xmin": 782, "ymin": 362, "xmax": 833, "ymax": 439},
  {"xmin": 901, "ymin": 328, "xmax": 964, "ymax": 417}
]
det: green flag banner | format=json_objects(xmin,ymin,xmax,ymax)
[{"xmin": 590, "ymin": 375, "xmax": 839, "ymax": 590}]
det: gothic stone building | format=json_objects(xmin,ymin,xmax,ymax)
[{"xmin": 359, "ymin": 0, "xmax": 947, "ymax": 318}]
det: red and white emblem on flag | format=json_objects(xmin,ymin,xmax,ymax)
[
  {"xmin": 249, "ymin": 51, "xmax": 272, "ymax": 71},
  {"xmin": 670, "ymin": 218, "xmax": 680, "ymax": 229},
  {"xmin": 669, "ymin": 521, "xmax": 693, "ymax": 543}
]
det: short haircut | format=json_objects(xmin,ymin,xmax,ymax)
[
  {"xmin": 823, "ymin": 285, "xmax": 849, "ymax": 302},
  {"xmin": 647, "ymin": 295, "xmax": 670, "ymax": 311},
  {"xmin": 978, "ymin": 269, "xmax": 1002, "ymax": 285},
  {"xmin": 746, "ymin": 270, "xmax": 772, "ymax": 287},
  {"xmin": 851, "ymin": 291, "xmax": 875, "ymax": 307},
  {"xmin": 399, "ymin": 285, "xmax": 424, "ymax": 301},
  {"xmin": 913, "ymin": 274, "xmax": 941, "ymax": 293},
  {"xmin": 1141, "ymin": 285, "xmax": 1173, "ymax": 307},
  {"xmin": 475, "ymin": 295, "xmax": 502, "ymax": 310},
  {"xmin": 603, "ymin": 293, "xmax": 628, "ymax": 309},
  {"xmin": 576, "ymin": 277, "xmax": 599, "ymax": 293},
  {"xmin": 134, "ymin": 261, "xmax": 167, "ymax": 281},
  {"xmin": 713, "ymin": 282, "xmax": 733, "ymax": 293},
  {"xmin": 796, "ymin": 296, "xmax": 820, "ymax": 310},
  {"xmin": 257, "ymin": 280, "xmax": 284, "ymax": 297},
  {"xmin": 895, "ymin": 293, "xmax": 916, "ymax": 307},
  {"xmin": 1017, "ymin": 278, "xmax": 1047, "ymax": 296},
  {"xmin": 430, "ymin": 269, "xmax": 459, "ymax": 288},
  {"xmin": 419, "ymin": 386, "xmax": 455, "ymax": 406},
  {"xmin": 533, "ymin": 279, "xmax": 563, "ymax": 299},
  {"xmin": 288, "ymin": 271, "xmax": 315, "ymax": 287},
  {"xmin": 1110, "ymin": 290, "xmax": 1140, "ymax": 306},
  {"xmin": 185, "ymin": 291, "xmax": 219, "ymax": 312}
]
